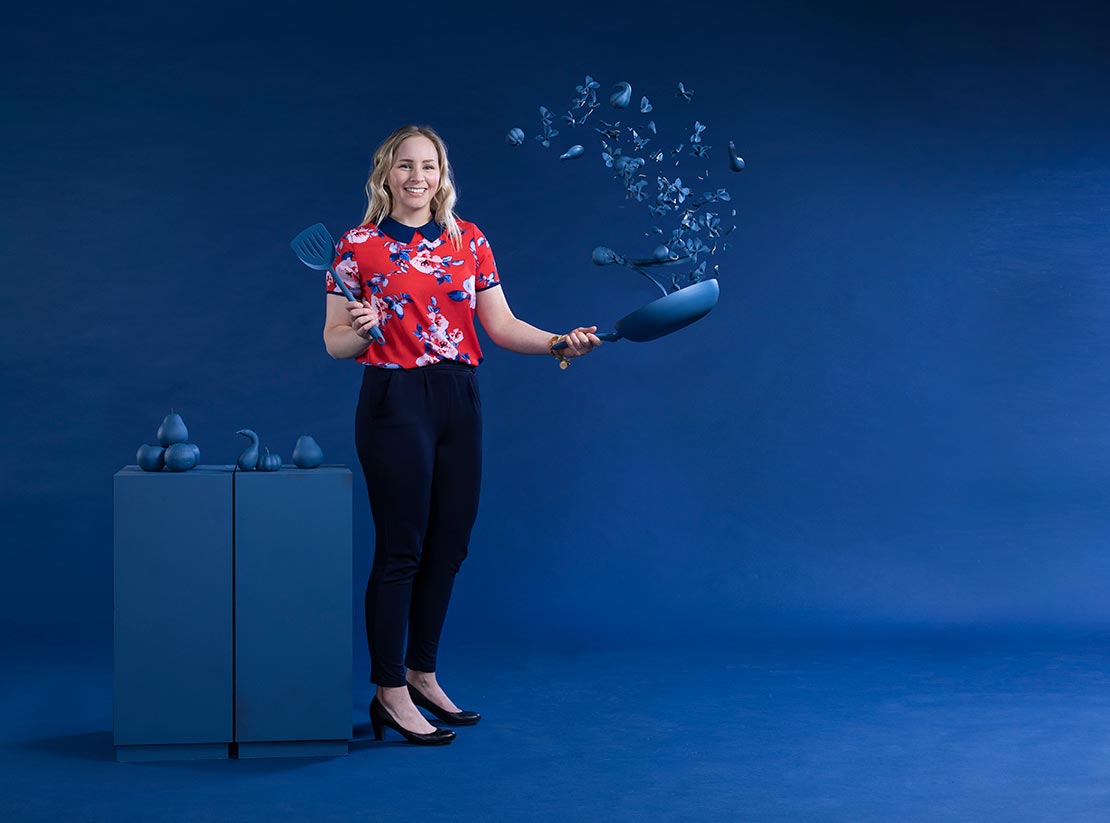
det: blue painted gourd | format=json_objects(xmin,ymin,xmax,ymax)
[
  {"xmin": 728, "ymin": 141, "xmax": 745, "ymax": 172},
  {"xmin": 609, "ymin": 82, "xmax": 632, "ymax": 109},
  {"xmin": 236, "ymin": 429, "xmax": 260, "ymax": 471}
]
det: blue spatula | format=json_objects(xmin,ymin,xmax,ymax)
[{"xmin": 291, "ymin": 223, "xmax": 384, "ymax": 344}]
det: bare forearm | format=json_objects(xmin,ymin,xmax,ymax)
[
  {"xmin": 487, "ymin": 316, "xmax": 559, "ymax": 355},
  {"xmin": 324, "ymin": 326, "xmax": 372, "ymax": 360}
]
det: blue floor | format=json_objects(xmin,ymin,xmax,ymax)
[{"xmin": 5, "ymin": 631, "xmax": 1110, "ymax": 821}]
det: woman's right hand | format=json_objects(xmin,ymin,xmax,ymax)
[{"xmin": 347, "ymin": 300, "xmax": 380, "ymax": 340}]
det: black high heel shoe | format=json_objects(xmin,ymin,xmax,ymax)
[
  {"xmin": 407, "ymin": 682, "xmax": 482, "ymax": 726},
  {"xmin": 369, "ymin": 696, "xmax": 456, "ymax": 745}
]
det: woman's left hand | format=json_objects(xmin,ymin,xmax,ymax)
[{"xmin": 559, "ymin": 326, "xmax": 603, "ymax": 359}]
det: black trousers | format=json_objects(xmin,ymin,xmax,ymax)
[{"xmin": 354, "ymin": 360, "xmax": 482, "ymax": 687}]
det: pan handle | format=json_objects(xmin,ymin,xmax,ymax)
[
  {"xmin": 552, "ymin": 331, "xmax": 619, "ymax": 351},
  {"xmin": 328, "ymin": 267, "xmax": 385, "ymax": 344}
]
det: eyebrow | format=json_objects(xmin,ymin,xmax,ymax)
[{"xmin": 397, "ymin": 157, "xmax": 438, "ymax": 163}]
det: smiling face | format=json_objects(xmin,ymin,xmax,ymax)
[{"xmin": 387, "ymin": 135, "xmax": 441, "ymax": 225}]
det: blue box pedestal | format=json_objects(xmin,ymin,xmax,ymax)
[
  {"xmin": 236, "ymin": 741, "xmax": 349, "ymax": 759},
  {"xmin": 116, "ymin": 743, "xmax": 231, "ymax": 763},
  {"xmin": 234, "ymin": 467, "xmax": 352, "ymax": 759},
  {"xmin": 113, "ymin": 464, "xmax": 352, "ymax": 762},
  {"xmin": 113, "ymin": 466, "xmax": 234, "ymax": 764}
]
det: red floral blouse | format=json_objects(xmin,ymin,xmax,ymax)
[{"xmin": 327, "ymin": 216, "xmax": 501, "ymax": 368}]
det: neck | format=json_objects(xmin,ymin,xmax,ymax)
[{"xmin": 388, "ymin": 205, "xmax": 433, "ymax": 227}]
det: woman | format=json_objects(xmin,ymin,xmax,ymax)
[{"xmin": 323, "ymin": 125, "xmax": 601, "ymax": 745}]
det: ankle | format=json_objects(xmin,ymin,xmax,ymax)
[
  {"xmin": 406, "ymin": 670, "xmax": 436, "ymax": 687},
  {"xmin": 378, "ymin": 685, "xmax": 409, "ymax": 702}
]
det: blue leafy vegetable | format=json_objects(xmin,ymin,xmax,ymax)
[
  {"xmin": 576, "ymin": 76, "xmax": 601, "ymax": 96},
  {"xmin": 594, "ymin": 120, "xmax": 623, "ymax": 140},
  {"xmin": 535, "ymin": 106, "xmax": 559, "ymax": 147},
  {"xmin": 592, "ymin": 246, "xmax": 625, "ymax": 265},
  {"xmin": 506, "ymin": 75, "xmax": 742, "ymax": 294}
]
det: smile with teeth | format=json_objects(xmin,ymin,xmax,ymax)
[{"xmin": 404, "ymin": 186, "xmax": 428, "ymax": 196}]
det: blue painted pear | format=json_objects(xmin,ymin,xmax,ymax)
[
  {"xmin": 157, "ymin": 412, "xmax": 188, "ymax": 447},
  {"xmin": 293, "ymin": 435, "xmax": 324, "ymax": 469}
]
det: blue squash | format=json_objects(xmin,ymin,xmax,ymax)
[
  {"xmin": 728, "ymin": 140, "xmax": 745, "ymax": 172},
  {"xmin": 236, "ymin": 429, "xmax": 260, "ymax": 471},
  {"xmin": 609, "ymin": 82, "xmax": 632, "ymax": 109},
  {"xmin": 258, "ymin": 448, "xmax": 282, "ymax": 472}
]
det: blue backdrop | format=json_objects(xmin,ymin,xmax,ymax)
[{"xmin": 4, "ymin": 0, "xmax": 1109, "ymax": 649}]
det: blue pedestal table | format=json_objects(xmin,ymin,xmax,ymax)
[{"xmin": 113, "ymin": 465, "xmax": 352, "ymax": 762}]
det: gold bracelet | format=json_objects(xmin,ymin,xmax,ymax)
[{"xmin": 548, "ymin": 335, "xmax": 569, "ymax": 370}]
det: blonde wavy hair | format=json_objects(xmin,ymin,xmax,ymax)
[{"xmin": 362, "ymin": 125, "xmax": 462, "ymax": 246}]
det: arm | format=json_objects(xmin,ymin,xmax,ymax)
[
  {"xmin": 323, "ymin": 294, "xmax": 379, "ymax": 360},
  {"xmin": 475, "ymin": 285, "xmax": 600, "ymax": 358}
]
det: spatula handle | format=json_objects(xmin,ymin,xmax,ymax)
[{"xmin": 329, "ymin": 267, "xmax": 384, "ymax": 344}]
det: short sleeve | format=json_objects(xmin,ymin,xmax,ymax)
[
  {"xmin": 326, "ymin": 232, "xmax": 362, "ymax": 299},
  {"xmin": 471, "ymin": 228, "xmax": 501, "ymax": 291}
]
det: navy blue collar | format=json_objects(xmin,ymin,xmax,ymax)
[{"xmin": 379, "ymin": 215, "xmax": 443, "ymax": 244}]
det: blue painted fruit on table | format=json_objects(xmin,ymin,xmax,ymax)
[
  {"xmin": 236, "ymin": 429, "xmax": 260, "ymax": 471},
  {"xmin": 258, "ymin": 448, "xmax": 282, "ymax": 472},
  {"xmin": 293, "ymin": 435, "xmax": 324, "ymax": 469},
  {"xmin": 157, "ymin": 412, "xmax": 188, "ymax": 447},
  {"xmin": 188, "ymin": 443, "xmax": 200, "ymax": 466},
  {"xmin": 136, "ymin": 444, "xmax": 165, "ymax": 472},
  {"xmin": 164, "ymin": 442, "xmax": 198, "ymax": 472}
]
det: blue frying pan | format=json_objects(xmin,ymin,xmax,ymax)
[{"xmin": 554, "ymin": 278, "xmax": 720, "ymax": 349}]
